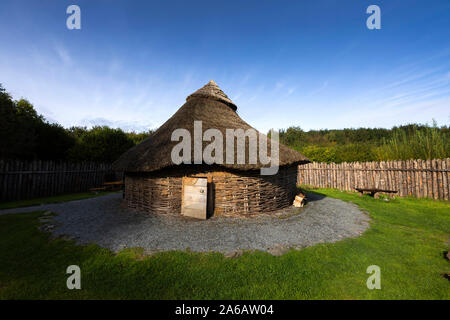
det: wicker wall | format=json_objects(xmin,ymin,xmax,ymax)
[{"xmin": 124, "ymin": 165, "xmax": 298, "ymax": 216}]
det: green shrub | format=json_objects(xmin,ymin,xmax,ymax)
[
  {"xmin": 67, "ymin": 126, "xmax": 135, "ymax": 163},
  {"xmin": 378, "ymin": 121, "xmax": 449, "ymax": 160}
]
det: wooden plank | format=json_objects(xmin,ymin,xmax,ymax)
[
  {"xmin": 24, "ymin": 160, "xmax": 29, "ymax": 200},
  {"xmin": 43, "ymin": 160, "xmax": 49, "ymax": 198},
  {"xmin": 37, "ymin": 160, "xmax": 42, "ymax": 198},
  {"xmin": 181, "ymin": 177, "xmax": 207, "ymax": 219},
  {"xmin": 319, "ymin": 162, "xmax": 322, "ymax": 187},
  {"xmin": 435, "ymin": 159, "xmax": 442, "ymax": 200},
  {"xmin": 411, "ymin": 159, "xmax": 416, "ymax": 197},
  {"xmin": 10, "ymin": 160, "xmax": 15, "ymax": 200},
  {"xmin": 28, "ymin": 160, "xmax": 34, "ymax": 199},
  {"xmin": 336, "ymin": 162, "xmax": 340, "ymax": 190},
  {"xmin": 404, "ymin": 160, "xmax": 408, "ymax": 196},
  {"xmin": 385, "ymin": 161, "xmax": 390, "ymax": 192},
  {"xmin": 422, "ymin": 159, "xmax": 427, "ymax": 198},
  {"xmin": 443, "ymin": 159, "xmax": 449, "ymax": 200},
  {"xmin": 432, "ymin": 159, "xmax": 438, "ymax": 199},
  {"xmin": 349, "ymin": 162, "xmax": 353, "ymax": 191},
  {"xmin": 366, "ymin": 162, "xmax": 370, "ymax": 188},
  {"xmin": 11, "ymin": 160, "xmax": 17, "ymax": 200},
  {"xmin": 400, "ymin": 160, "xmax": 405, "ymax": 197},
  {"xmin": 427, "ymin": 159, "xmax": 433, "ymax": 199},
  {"xmin": 446, "ymin": 159, "xmax": 450, "ymax": 200},
  {"xmin": 17, "ymin": 160, "xmax": 23, "ymax": 200},
  {"xmin": 406, "ymin": 160, "xmax": 411, "ymax": 197},
  {"xmin": 8, "ymin": 160, "xmax": 14, "ymax": 201},
  {"xmin": 411, "ymin": 160, "xmax": 416, "ymax": 198},
  {"xmin": 54, "ymin": 161, "xmax": 59, "ymax": 196},
  {"xmin": 0, "ymin": 159, "xmax": 4, "ymax": 200},
  {"xmin": 440, "ymin": 159, "xmax": 446, "ymax": 200},
  {"xmin": 312, "ymin": 163, "xmax": 315, "ymax": 187},
  {"xmin": 376, "ymin": 161, "xmax": 380, "ymax": 189},
  {"xmin": 413, "ymin": 160, "xmax": 419, "ymax": 198},
  {"xmin": 417, "ymin": 160, "xmax": 423, "ymax": 198},
  {"xmin": 316, "ymin": 162, "xmax": 319, "ymax": 187},
  {"xmin": 392, "ymin": 161, "xmax": 397, "ymax": 193},
  {"xmin": 332, "ymin": 162, "xmax": 336, "ymax": 189},
  {"xmin": 350, "ymin": 162, "xmax": 355, "ymax": 191},
  {"xmin": 327, "ymin": 162, "xmax": 331, "ymax": 189}
]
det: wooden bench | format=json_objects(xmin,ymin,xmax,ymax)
[
  {"xmin": 103, "ymin": 181, "xmax": 123, "ymax": 186},
  {"xmin": 89, "ymin": 187, "xmax": 107, "ymax": 192},
  {"xmin": 103, "ymin": 180, "xmax": 124, "ymax": 191},
  {"xmin": 355, "ymin": 188, "xmax": 398, "ymax": 198},
  {"xmin": 89, "ymin": 181, "xmax": 124, "ymax": 193}
]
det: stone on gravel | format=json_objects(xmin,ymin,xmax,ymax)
[
  {"xmin": 267, "ymin": 245, "xmax": 290, "ymax": 256},
  {"xmin": 224, "ymin": 250, "xmax": 244, "ymax": 258}
]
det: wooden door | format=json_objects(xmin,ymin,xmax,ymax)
[{"xmin": 181, "ymin": 177, "xmax": 207, "ymax": 219}]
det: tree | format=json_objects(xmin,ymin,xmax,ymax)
[
  {"xmin": 0, "ymin": 85, "xmax": 76, "ymax": 160},
  {"xmin": 35, "ymin": 122, "xmax": 76, "ymax": 160},
  {"xmin": 67, "ymin": 126, "xmax": 135, "ymax": 162},
  {"xmin": 0, "ymin": 84, "xmax": 22, "ymax": 158},
  {"xmin": 68, "ymin": 126, "xmax": 88, "ymax": 139},
  {"xmin": 126, "ymin": 130, "xmax": 154, "ymax": 145}
]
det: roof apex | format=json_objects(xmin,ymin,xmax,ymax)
[{"xmin": 186, "ymin": 80, "xmax": 237, "ymax": 111}]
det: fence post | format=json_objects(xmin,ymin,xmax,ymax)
[{"xmin": 295, "ymin": 158, "xmax": 449, "ymax": 200}]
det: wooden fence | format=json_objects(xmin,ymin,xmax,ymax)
[
  {"xmin": 0, "ymin": 159, "xmax": 114, "ymax": 202},
  {"xmin": 298, "ymin": 159, "xmax": 450, "ymax": 200}
]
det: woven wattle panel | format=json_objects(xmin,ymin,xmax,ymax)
[{"xmin": 124, "ymin": 166, "xmax": 297, "ymax": 216}]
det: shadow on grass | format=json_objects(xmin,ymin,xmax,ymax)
[{"xmin": 297, "ymin": 186, "xmax": 327, "ymax": 202}]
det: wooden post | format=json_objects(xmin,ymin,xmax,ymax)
[{"xmin": 443, "ymin": 159, "xmax": 449, "ymax": 200}]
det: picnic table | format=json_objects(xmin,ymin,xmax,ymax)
[{"xmin": 355, "ymin": 187, "xmax": 398, "ymax": 198}]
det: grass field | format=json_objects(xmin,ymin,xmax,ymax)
[
  {"xmin": 0, "ymin": 191, "xmax": 117, "ymax": 210},
  {"xmin": 0, "ymin": 189, "xmax": 448, "ymax": 299}
]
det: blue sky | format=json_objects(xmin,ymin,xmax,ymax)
[{"xmin": 0, "ymin": 0, "xmax": 449, "ymax": 133}]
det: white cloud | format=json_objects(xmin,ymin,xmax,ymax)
[
  {"xmin": 54, "ymin": 45, "xmax": 72, "ymax": 66},
  {"xmin": 77, "ymin": 117, "xmax": 155, "ymax": 132}
]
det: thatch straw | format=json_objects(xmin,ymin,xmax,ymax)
[
  {"xmin": 113, "ymin": 80, "xmax": 309, "ymax": 172},
  {"xmin": 187, "ymin": 80, "xmax": 237, "ymax": 111}
]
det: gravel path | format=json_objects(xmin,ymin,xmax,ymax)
[{"xmin": 0, "ymin": 193, "xmax": 370, "ymax": 255}]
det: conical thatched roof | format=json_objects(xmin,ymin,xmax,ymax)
[
  {"xmin": 187, "ymin": 80, "xmax": 237, "ymax": 111},
  {"xmin": 113, "ymin": 80, "xmax": 309, "ymax": 172}
]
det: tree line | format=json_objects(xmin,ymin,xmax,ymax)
[
  {"xmin": 1, "ymin": 84, "xmax": 448, "ymax": 163},
  {"xmin": 277, "ymin": 122, "xmax": 449, "ymax": 163},
  {"xmin": 0, "ymin": 84, "xmax": 152, "ymax": 163}
]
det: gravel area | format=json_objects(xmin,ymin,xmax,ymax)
[{"xmin": 0, "ymin": 193, "xmax": 370, "ymax": 255}]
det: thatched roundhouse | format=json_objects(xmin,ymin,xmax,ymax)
[{"xmin": 113, "ymin": 80, "xmax": 309, "ymax": 217}]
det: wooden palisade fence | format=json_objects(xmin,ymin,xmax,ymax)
[
  {"xmin": 298, "ymin": 158, "xmax": 450, "ymax": 200},
  {"xmin": 0, "ymin": 159, "xmax": 114, "ymax": 202}
]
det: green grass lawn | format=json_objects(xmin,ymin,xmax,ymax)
[
  {"xmin": 0, "ymin": 189, "xmax": 448, "ymax": 299},
  {"xmin": 0, "ymin": 191, "xmax": 117, "ymax": 210}
]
